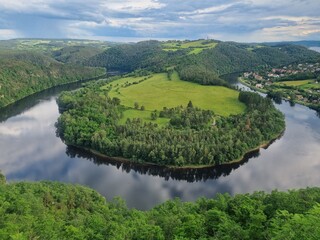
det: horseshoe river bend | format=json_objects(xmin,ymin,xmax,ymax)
[{"xmin": 1, "ymin": 79, "xmax": 320, "ymax": 210}]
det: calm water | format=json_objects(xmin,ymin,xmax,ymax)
[
  {"xmin": 1, "ymin": 81, "xmax": 320, "ymax": 210},
  {"xmin": 310, "ymin": 47, "xmax": 320, "ymax": 53}
]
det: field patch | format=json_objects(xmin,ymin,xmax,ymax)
[
  {"xmin": 162, "ymin": 40, "xmax": 218, "ymax": 54},
  {"xmin": 102, "ymin": 72, "xmax": 245, "ymax": 125},
  {"xmin": 276, "ymin": 79, "xmax": 316, "ymax": 87}
]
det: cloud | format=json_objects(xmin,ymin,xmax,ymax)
[
  {"xmin": 0, "ymin": 0, "xmax": 319, "ymax": 41},
  {"xmin": 101, "ymin": 0, "xmax": 166, "ymax": 12},
  {"xmin": 0, "ymin": 29, "xmax": 21, "ymax": 39},
  {"xmin": 180, "ymin": 3, "xmax": 235, "ymax": 15}
]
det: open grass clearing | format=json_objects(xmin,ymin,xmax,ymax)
[
  {"xmin": 102, "ymin": 72, "xmax": 245, "ymax": 125},
  {"xmin": 275, "ymin": 79, "xmax": 315, "ymax": 87},
  {"xmin": 119, "ymin": 109, "xmax": 170, "ymax": 126},
  {"xmin": 162, "ymin": 40, "xmax": 218, "ymax": 54},
  {"xmin": 301, "ymin": 83, "xmax": 320, "ymax": 89}
]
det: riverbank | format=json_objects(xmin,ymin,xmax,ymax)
[
  {"xmin": 238, "ymin": 77, "xmax": 268, "ymax": 93},
  {"xmin": 0, "ymin": 72, "xmax": 107, "ymax": 110},
  {"xmin": 239, "ymin": 77, "xmax": 320, "ymax": 113}
]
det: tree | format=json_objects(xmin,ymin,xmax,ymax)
[
  {"xmin": 187, "ymin": 100, "xmax": 193, "ymax": 108},
  {"xmin": 151, "ymin": 111, "xmax": 158, "ymax": 120},
  {"xmin": 134, "ymin": 102, "xmax": 139, "ymax": 109},
  {"xmin": 112, "ymin": 97, "xmax": 121, "ymax": 105},
  {"xmin": 0, "ymin": 171, "xmax": 6, "ymax": 185}
]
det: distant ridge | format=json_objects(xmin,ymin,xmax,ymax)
[{"xmin": 262, "ymin": 40, "xmax": 320, "ymax": 48}]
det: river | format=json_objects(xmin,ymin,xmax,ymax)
[{"xmin": 1, "ymin": 80, "xmax": 320, "ymax": 210}]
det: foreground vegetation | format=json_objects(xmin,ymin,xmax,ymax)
[
  {"xmin": 0, "ymin": 173, "xmax": 320, "ymax": 239},
  {"xmin": 56, "ymin": 77, "xmax": 284, "ymax": 167}
]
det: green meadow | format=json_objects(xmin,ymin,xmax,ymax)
[
  {"xmin": 102, "ymin": 72, "xmax": 245, "ymax": 125},
  {"xmin": 276, "ymin": 79, "xmax": 315, "ymax": 87},
  {"xmin": 162, "ymin": 40, "xmax": 218, "ymax": 54},
  {"xmin": 275, "ymin": 79, "xmax": 320, "ymax": 90}
]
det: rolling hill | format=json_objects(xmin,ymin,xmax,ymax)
[{"xmin": 85, "ymin": 40, "xmax": 320, "ymax": 87}]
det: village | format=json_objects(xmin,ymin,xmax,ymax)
[{"xmin": 241, "ymin": 62, "xmax": 320, "ymax": 109}]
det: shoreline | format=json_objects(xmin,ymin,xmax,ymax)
[
  {"xmin": 0, "ymin": 72, "xmax": 107, "ymax": 109},
  {"xmin": 238, "ymin": 77, "xmax": 320, "ymax": 112},
  {"xmin": 69, "ymin": 131, "xmax": 284, "ymax": 170},
  {"xmin": 238, "ymin": 77, "xmax": 268, "ymax": 93}
]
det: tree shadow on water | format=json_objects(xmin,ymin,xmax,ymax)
[{"xmin": 66, "ymin": 146, "xmax": 261, "ymax": 183}]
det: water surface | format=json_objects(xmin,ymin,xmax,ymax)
[{"xmin": 1, "ymin": 82, "xmax": 320, "ymax": 210}]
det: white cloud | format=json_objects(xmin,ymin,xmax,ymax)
[
  {"xmin": 0, "ymin": 0, "xmax": 64, "ymax": 15},
  {"xmin": 209, "ymin": 22, "xmax": 320, "ymax": 42},
  {"xmin": 100, "ymin": 0, "xmax": 166, "ymax": 12},
  {"xmin": 261, "ymin": 24, "xmax": 320, "ymax": 38},
  {"xmin": 262, "ymin": 16, "xmax": 320, "ymax": 23},
  {"xmin": 0, "ymin": 0, "xmax": 320, "ymax": 41},
  {"xmin": 0, "ymin": 29, "xmax": 21, "ymax": 39},
  {"xmin": 181, "ymin": 3, "xmax": 235, "ymax": 15}
]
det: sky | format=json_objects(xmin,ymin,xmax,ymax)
[{"xmin": 0, "ymin": 0, "xmax": 319, "ymax": 42}]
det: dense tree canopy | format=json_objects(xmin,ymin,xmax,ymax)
[
  {"xmin": 0, "ymin": 177, "xmax": 319, "ymax": 240},
  {"xmin": 0, "ymin": 51, "xmax": 105, "ymax": 108}
]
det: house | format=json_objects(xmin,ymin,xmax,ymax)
[
  {"xmin": 244, "ymin": 72, "xmax": 252, "ymax": 78},
  {"xmin": 253, "ymin": 74, "xmax": 263, "ymax": 81},
  {"xmin": 296, "ymin": 95, "xmax": 304, "ymax": 100}
]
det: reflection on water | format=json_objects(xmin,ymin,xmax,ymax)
[
  {"xmin": 1, "ymin": 79, "xmax": 320, "ymax": 210},
  {"xmin": 66, "ymin": 146, "xmax": 261, "ymax": 182},
  {"xmin": 310, "ymin": 47, "xmax": 320, "ymax": 53},
  {"xmin": 0, "ymin": 81, "xmax": 85, "ymax": 123}
]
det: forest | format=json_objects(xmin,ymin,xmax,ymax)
[
  {"xmin": 56, "ymin": 80, "xmax": 285, "ymax": 167},
  {"xmin": 0, "ymin": 50, "xmax": 105, "ymax": 108},
  {"xmin": 0, "ymin": 172, "xmax": 319, "ymax": 240}
]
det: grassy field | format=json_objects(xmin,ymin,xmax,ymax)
[
  {"xmin": 162, "ymin": 40, "xmax": 218, "ymax": 54},
  {"xmin": 276, "ymin": 79, "xmax": 315, "ymax": 87},
  {"xmin": 246, "ymin": 45, "xmax": 265, "ymax": 51},
  {"xmin": 275, "ymin": 79, "xmax": 320, "ymax": 90},
  {"xmin": 118, "ymin": 109, "xmax": 171, "ymax": 125},
  {"xmin": 102, "ymin": 72, "xmax": 245, "ymax": 125}
]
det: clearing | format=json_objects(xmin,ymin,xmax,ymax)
[
  {"xmin": 162, "ymin": 40, "xmax": 218, "ymax": 54},
  {"xmin": 101, "ymin": 72, "xmax": 245, "ymax": 125},
  {"xmin": 275, "ymin": 79, "xmax": 320, "ymax": 89}
]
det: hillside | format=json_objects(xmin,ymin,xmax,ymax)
[
  {"xmin": 86, "ymin": 40, "xmax": 167, "ymax": 73},
  {"xmin": 0, "ymin": 39, "xmax": 111, "ymax": 53},
  {"xmin": 263, "ymin": 40, "xmax": 320, "ymax": 48},
  {"xmin": 86, "ymin": 40, "xmax": 320, "ymax": 86},
  {"xmin": 0, "ymin": 173, "xmax": 319, "ymax": 240},
  {"xmin": 52, "ymin": 45, "xmax": 105, "ymax": 65},
  {"xmin": 0, "ymin": 51, "xmax": 105, "ymax": 108}
]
